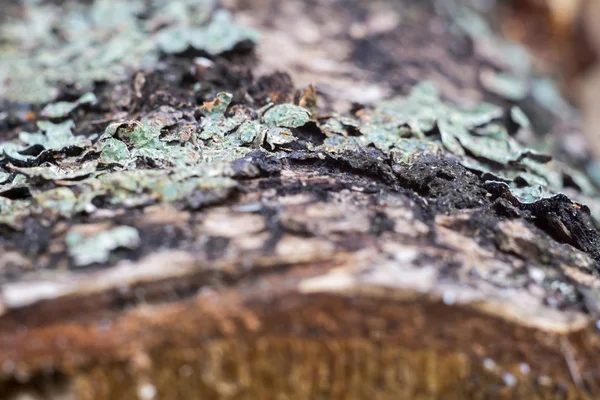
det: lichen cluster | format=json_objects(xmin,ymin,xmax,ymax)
[
  {"xmin": 1, "ymin": 0, "xmax": 599, "ymax": 268},
  {"xmin": 0, "ymin": 91, "xmax": 310, "ymax": 231},
  {"xmin": 353, "ymin": 83, "xmax": 597, "ymax": 209},
  {"xmin": 0, "ymin": 0, "xmax": 258, "ymax": 104},
  {"xmin": 3, "ymin": 79, "xmax": 598, "ymax": 231}
]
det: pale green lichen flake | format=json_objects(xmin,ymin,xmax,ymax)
[
  {"xmin": 157, "ymin": 8, "xmax": 258, "ymax": 55},
  {"xmin": 0, "ymin": 197, "xmax": 31, "ymax": 230},
  {"xmin": 115, "ymin": 121, "xmax": 163, "ymax": 148},
  {"xmin": 263, "ymin": 104, "xmax": 311, "ymax": 128},
  {"xmin": 265, "ymin": 127, "xmax": 296, "ymax": 149},
  {"xmin": 100, "ymin": 138, "xmax": 131, "ymax": 164},
  {"xmin": 510, "ymin": 106, "xmax": 531, "ymax": 129},
  {"xmin": 20, "ymin": 120, "xmax": 90, "ymax": 150},
  {"xmin": 34, "ymin": 187, "xmax": 77, "ymax": 217},
  {"xmin": 66, "ymin": 226, "xmax": 141, "ymax": 266},
  {"xmin": 41, "ymin": 92, "xmax": 97, "ymax": 118},
  {"xmin": 479, "ymin": 69, "xmax": 528, "ymax": 101},
  {"xmin": 236, "ymin": 121, "xmax": 261, "ymax": 144},
  {"xmin": 391, "ymin": 138, "xmax": 440, "ymax": 164}
]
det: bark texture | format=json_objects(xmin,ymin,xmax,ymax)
[{"xmin": 2, "ymin": 1, "xmax": 600, "ymax": 399}]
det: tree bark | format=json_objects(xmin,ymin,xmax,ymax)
[{"xmin": 2, "ymin": 1, "xmax": 600, "ymax": 399}]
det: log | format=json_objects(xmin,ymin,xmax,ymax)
[{"xmin": 2, "ymin": 0, "xmax": 600, "ymax": 399}]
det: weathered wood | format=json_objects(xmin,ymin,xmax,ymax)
[{"xmin": 2, "ymin": 0, "xmax": 600, "ymax": 399}]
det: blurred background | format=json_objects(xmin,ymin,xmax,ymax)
[{"xmin": 225, "ymin": 0, "xmax": 600, "ymax": 179}]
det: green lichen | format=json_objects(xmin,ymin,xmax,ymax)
[
  {"xmin": 0, "ymin": 197, "xmax": 31, "ymax": 230},
  {"xmin": 510, "ymin": 106, "xmax": 531, "ymax": 129},
  {"xmin": 197, "ymin": 93, "xmax": 249, "ymax": 141},
  {"xmin": 34, "ymin": 187, "xmax": 77, "ymax": 217},
  {"xmin": 200, "ymin": 92, "xmax": 233, "ymax": 120},
  {"xmin": 156, "ymin": 8, "xmax": 258, "ymax": 55},
  {"xmin": 391, "ymin": 139, "xmax": 440, "ymax": 164},
  {"xmin": 236, "ymin": 121, "xmax": 261, "ymax": 144},
  {"xmin": 321, "ymin": 115, "xmax": 359, "ymax": 137},
  {"xmin": 41, "ymin": 92, "xmax": 97, "ymax": 118},
  {"xmin": 12, "ymin": 161, "xmax": 99, "ymax": 181},
  {"xmin": 21, "ymin": 120, "xmax": 90, "ymax": 151},
  {"xmin": 0, "ymin": 88, "xmax": 304, "ymax": 230},
  {"xmin": 86, "ymin": 169, "xmax": 237, "ymax": 207},
  {"xmin": 0, "ymin": 0, "xmax": 599, "ymax": 245},
  {"xmin": 509, "ymin": 185, "xmax": 548, "ymax": 204},
  {"xmin": 315, "ymin": 81, "xmax": 600, "ymax": 215},
  {"xmin": 100, "ymin": 138, "xmax": 131, "ymax": 164},
  {"xmin": 1, "ymin": 0, "xmax": 599, "ymax": 286},
  {"xmin": 480, "ymin": 70, "xmax": 528, "ymax": 101},
  {"xmin": 265, "ymin": 127, "xmax": 296, "ymax": 149},
  {"xmin": 99, "ymin": 119, "xmax": 204, "ymax": 168},
  {"xmin": 532, "ymin": 78, "xmax": 575, "ymax": 118},
  {"xmin": 112, "ymin": 120, "xmax": 163, "ymax": 149},
  {"xmin": 0, "ymin": 76, "xmax": 598, "ymax": 235},
  {"xmin": 0, "ymin": 0, "xmax": 258, "ymax": 104},
  {"xmin": 66, "ymin": 225, "xmax": 141, "ymax": 266},
  {"xmin": 263, "ymin": 104, "xmax": 311, "ymax": 128},
  {"xmin": 0, "ymin": 175, "xmax": 28, "ymax": 196}
]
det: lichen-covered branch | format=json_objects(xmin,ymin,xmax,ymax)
[{"xmin": 2, "ymin": 0, "xmax": 600, "ymax": 399}]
